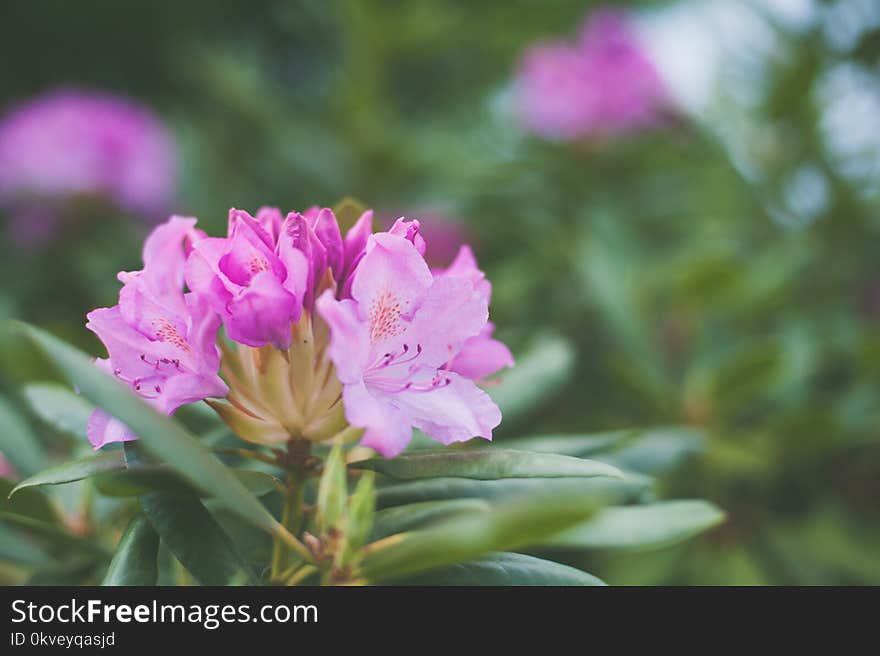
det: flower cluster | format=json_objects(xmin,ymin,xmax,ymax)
[
  {"xmin": 514, "ymin": 8, "xmax": 667, "ymax": 140},
  {"xmin": 0, "ymin": 89, "xmax": 177, "ymax": 242},
  {"xmin": 87, "ymin": 207, "xmax": 512, "ymax": 456}
]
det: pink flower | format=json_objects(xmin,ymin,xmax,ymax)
[
  {"xmin": 515, "ymin": 8, "xmax": 666, "ymax": 140},
  {"xmin": 184, "ymin": 208, "xmax": 309, "ymax": 349},
  {"xmin": 435, "ymin": 245, "xmax": 515, "ymax": 382},
  {"xmin": 85, "ymin": 216, "xmax": 228, "ymax": 449},
  {"xmin": 317, "ymin": 229, "xmax": 504, "ymax": 457},
  {"xmin": 185, "ymin": 206, "xmax": 376, "ymax": 348},
  {"xmin": 0, "ymin": 89, "xmax": 178, "ymax": 225}
]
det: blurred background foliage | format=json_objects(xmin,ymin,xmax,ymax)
[{"xmin": 1, "ymin": 0, "xmax": 879, "ymax": 584}]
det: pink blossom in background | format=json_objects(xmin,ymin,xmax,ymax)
[
  {"xmin": 515, "ymin": 8, "xmax": 667, "ymax": 140},
  {"xmin": 0, "ymin": 89, "xmax": 178, "ymax": 240},
  {"xmin": 86, "ymin": 216, "xmax": 228, "ymax": 448},
  {"xmin": 0, "ymin": 454, "xmax": 15, "ymax": 479}
]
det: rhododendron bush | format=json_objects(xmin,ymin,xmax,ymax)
[
  {"xmin": 2, "ymin": 0, "xmax": 877, "ymax": 588},
  {"xmin": 3, "ymin": 200, "xmax": 720, "ymax": 585}
]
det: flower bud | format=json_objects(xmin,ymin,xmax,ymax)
[{"xmin": 315, "ymin": 444, "xmax": 347, "ymax": 536}]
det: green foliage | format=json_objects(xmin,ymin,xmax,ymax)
[
  {"xmin": 102, "ymin": 514, "xmax": 159, "ymax": 586},
  {"xmin": 2, "ymin": 0, "xmax": 877, "ymax": 585},
  {"xmin": 0, "ymin": 323, "xmax": 720, "ymax": 585}
]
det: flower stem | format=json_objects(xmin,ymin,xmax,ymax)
[
  {"xmin": 270, "ymin": 440, "xmax": 313, "ymax": 581},
  {"xmin": 285, "ymin": 564, "xmax": 318, "ymax": 586}
]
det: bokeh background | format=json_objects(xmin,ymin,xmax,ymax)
[{"xmin": 1, "ymin": 0, "xmax": 879, "ymax": 584}]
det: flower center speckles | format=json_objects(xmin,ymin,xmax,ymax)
[
  {"xmin": 151, "ymin": 317, "xmax": 191, "ymax": 351},
  {"xmin": 248, "ymin": 256, "xmax": 270, "ymax": 275},
  {"xmin": 369, "ymin": 290, "xmax": 404, "ymax": 343}
]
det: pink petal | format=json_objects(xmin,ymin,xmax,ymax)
[
  {"xmin": 451, "ymin": 323, "xmax": 515, "ymax": 380},
  {"xmin": 311, "ymin": 208, "xmax": 344, "ymax": 279},
  {"xmin": 388, "ymin": 218, "xmax": 426, "ymax": 256},
  {"xmin": 406, "ymin": 275, "xmax": 488, "ymax": 368},
  {"xmin": 344, "ymin": 381, "xmax": 413, "ymax": 457},
  {"xmin": 87, "ymin": 409, "xmax": 136, "ymax": 449},
  {"xmin": 316, "ymin": 291, "xmax": 370, "ymax": 384},
  {"xmin": 351, "ymin": 233, "xmax": 433, "ymax": 347},
  {"xmin": 224, "ymin": 270, "xmax": 300, "ymax": 349},
  {"xmin": 395, "ymin": 372, "xmax": 500, "ymax": 446}
]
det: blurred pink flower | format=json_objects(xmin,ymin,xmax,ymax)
[
  {"xmin": 0, "ymin": 453, "xmax": 15, "ymax": 479},
  {"xmin": 0, "ymin": 89, "xmax": 178, "ymax": 236},
  {"xmin": 515, "ymin": 8, "xmax": 667, "ymax": 140}
]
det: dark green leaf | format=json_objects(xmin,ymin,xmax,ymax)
[
  {"xmin": 0, "ymin": 393, "xmax": 48, "ymax": 476},
  {"xmin": 94, "ymin": 467, "xmax": 277, "ymax": 498},
  {"xmin": 596, "ymin": 429, "xmax": 704, "ymax": 476},
  {"xmin": 500, "ymin": 430, "xmax": 634, "ymax": 458},
  {"xmin": 363, "ymin": 490, "xmax": 601, "ymax": 582},
  {"xmin": 398, "ymin": 552, "xmax": 606, "ymax": 586},
  {"xmin": 371, "ymin": 499, "xmax": 490, "ymax": 541},
  {"xmin": 544, "ymin": 500, "xmax": 725, "ymax": 551},
  {"xmin": 376, "ymin": 474, "xmax": 650, "ymax": 509},
  {"xmin": 1, "ymin": 476, "xmax": 60, "ymax": 523},
  {"xmin": 102, "ymin": 514, "xmax": 159, "ymax": 586},
  {"xmin": 16, "ymin": 323, "xmax": 284, "ymax": 538},
  {"xmin": 0, "ymin": 512, "xmax": 109, "ymax": 556},
  {"xmin": 0, "ymin": 524, "xmax": 52, "ymax": 567},
  {"xmin": 140, "ymin": 490, "xmax": 256, "ymax": 585},
  {"xmin": 353, "ymin": 449, "xmax": 621, "ymax": 480},
  {"xmin": 11, "ymin": 451, "xmax": 125, "ymax": 496}
]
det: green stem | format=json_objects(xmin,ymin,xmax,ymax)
[
  {"xmin": 286, "ymin": 564, "xmax": 318, "ymax": 586},
  {"xmin": 269, "ymin": 441, "xmax": 312, "ymax": 582}
]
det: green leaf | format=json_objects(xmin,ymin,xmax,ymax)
[
  {"xmin": 544, "ymin": 500, "xmax": 725, "ymax": 551},
  {"xmin": 398, "ymin": 552, "xmax": 606, "ymax": 586},
  {"xmin": 500, "ymin": 427, "xmax": 705, "ymax": 476},
  {"xmin": 0, "ymin": 393, "xmax": 48, "ymax": 476},
  {"xmin": 12, "ymin": 450, "xmax": 276, "ymax": 500},
  {"xmin": 11, "ymin": 451, "xmax": 125, "ymax": 496},
  {"xmin": 363, "ymin": 490, "xmax": 601, "ymax": 582},
  {"xmin": 93, "ymin": 467, "xmax": 277, "ymax": 498},
  {"xmin": 371, "ymin": 499, "xmax": 490, "ymax": 541},
  {"xmin": 0, "ymin": 512, "xmax": 109, "ymax": 556},
  {"xmin": 352, "ymin": 449, "xmax": 622, "ymax": 481},
  {"xmin": 16, "ymin": 323, "xmax": 285, "ymax": 539},
  {"xmin": 595, "ymin": 428, "xmax": 705, "ymax": 476},
  {"xmin": 1, "ymin": 476, "xmax": 60, "ymax": 524},
  {"xmin": 0, "ymin": 524, "xmax": 52, "ymax": 568},
  {"xmin": 489, "ymin": 333, "xmax": 575, "ymax": 425},
  {"xmin": 25, "ymin": 557, "xmax": 103, "ymax": 586},
  {"xmin": 376, "ymin": 473, "xmax": 650, "ymax": 509},
  {"xmin": 102, "ymin": 514, "xmax": 159, "ymax": 586},
  {"xmin": 140, "ymin": 490, "xmax": 256, "ymax": 585},
  {"xmin": 22, "ymin": 382, "xmax": 94, "ymax": 439},
  {"xmin": 500, "ymin": 430, "xmax": 634, "ymax": 458}
]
